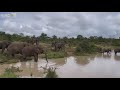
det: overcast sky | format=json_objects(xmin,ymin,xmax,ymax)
[{"xmin": 0, "ymin": 12, "xmax": 120, "ymax": 38}]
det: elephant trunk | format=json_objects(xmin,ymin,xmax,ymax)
[{"xmin": 44, "ymin": 50, "xmax": 48, "ymax": 63}]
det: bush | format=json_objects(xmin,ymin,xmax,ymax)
[
  {"xmin": 45, "ymin": 67, "xmax": 58, "ymax": 78},
  {"xmin": 0, "ymin": 53, "xmax": 19, "ymax": 64},
  {"xmin": 44, "ymin": 51, "xmax": 65, "ymax": 59},
  {"xmin": 75, "ymin": 40, "xmax": 100, "ymax": 54},
  {"xmin": 111, "ymin": 40, "xmax": 120, "ymax": 46},
  {"xmin": 0, "ymin": 71, "xmax": 18, "ymax": 78},
  {"xmin": 0, "ymin": 66, "xmax": 22, "ymax": 78}
]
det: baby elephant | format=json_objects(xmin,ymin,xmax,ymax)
[{"xmin": 22, "ymin": 45, "xmax": 44, "ymax": 62}]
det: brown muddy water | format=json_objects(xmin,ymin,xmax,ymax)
[{"xmin": 1, "ymin": 50, "xmax": 120, "ymax": 78}]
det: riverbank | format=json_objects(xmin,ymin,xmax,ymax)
[{"xmin": 0, "ymin": 42, "xmax": 118, "ymax": 64}]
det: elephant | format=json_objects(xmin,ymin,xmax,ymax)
[
  {"xmin": 102, "ymin": 49, "xmax": 111, "ymax": 54},
  {"xmin": 114, "ymin": 49, "xmax": 120, "ymax": 55},
  {"xmin": 21, "ymin": 45, "xmax": 45, "ymax": 62},
  {"xmin": 0, "ymin": 40, "xmax": 11, "ymax": 53},
  {"xmin": 7, "ymin": 42, "xmax": 29, "ymax": 57},
  {"xmin": 26, "ymin": 37, "xmax": 39, "ymax": 45},
  {"xmin": 51, "ymin": 41, "xmax": 65, "ymax": 51}
]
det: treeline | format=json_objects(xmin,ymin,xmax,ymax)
[{"xmin": 0, "ymin": 31, "xmax": 120, "ymax": 47}]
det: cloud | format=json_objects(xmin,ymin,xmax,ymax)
[{"xmin": 0, "ymin": 12, "xmax": 120, "ymax": 38}]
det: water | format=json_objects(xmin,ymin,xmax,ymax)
[{"xmin": 1, "ymin": 51, "xmax": 120, "ymax": 78}]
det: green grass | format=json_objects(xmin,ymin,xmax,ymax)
[
  {"xmin": 42, "ymin": 51, "xmax": 66, "ymax": 59},
  {"xmin": 0, "ymin": 53, "xmax": 19, "ymax": 64},
  {"xmin": 45, "ymin": 67, "xmax": 58, "ymax": 78},
  {"xmin": 0, "ymin": 71, "xmax": 18, "ymax": 78},
  {"xmin": 0, "ymin": 66, "xmax": 22, "ymax": 78}
]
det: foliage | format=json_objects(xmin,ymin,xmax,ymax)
[
  {"xmin": 0, "ymin": 30, "xmax": 120, "ymax": 59},
  {"xmin": 75, "ymin": 40, "xmax": 102, "ymax": 54},
  {"xmin": 43, "ymin": 51, "xmax": 65, "ymax": 59},
  {"xmin": 0, "ymin": 66, "xmax": 22, "ymax": 78},
  {"xmin": 45, "ymin": 67, "xmax": 58, "ymax": 78}
]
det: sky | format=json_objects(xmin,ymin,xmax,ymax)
[{"xmin": 0, "ymin": 12, "xmax": 120, "ymax": 38}]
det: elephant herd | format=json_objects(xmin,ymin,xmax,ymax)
[
  {"xmin": 102, "ymin": 48, "xmax": 120, "ymax": 55},
  {"xmin": 0, "ymin": 40, "xmax": 66, "ymax": 62},
  {"xmin": 0, "ymin": 40, "xmax": 45, "ymax": 62},
  {"xmin": 51, "ymin": 41, "xmax": 65, "ymax": 51}
]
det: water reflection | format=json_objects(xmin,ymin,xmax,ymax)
[
  {"xmin": 75, "ymin": 56, "xmax": 90, "ymax": 65},
  {"xmin": 102, "ymin": 54, "xmax": 111, "ymax": 59},
  {"xmin": 56, "ymin": 54, "xmax": 120, "ymax": 78},
  {"xmin": 114, "ymin": 55, "xmax": 120, "ymax": 61},
  {"xmin": 1, "ymin": 52, "xmax": 120, "ymax": 78}
]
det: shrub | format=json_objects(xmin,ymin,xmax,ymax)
[
  {"xmin": 75, "ymin": 40, "xmax": 100, "ymax": 54},
  {"xmin": 45, "ymin": 67, "xmax": 58, "ymax": 78}
]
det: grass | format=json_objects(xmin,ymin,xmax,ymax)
[
  {"xmin": 0, "ymin": 53, "xmax": 19, "ymax": 64},
  {"xmin": 0, "ymin": 71, "xmax": 18, "ymax": 78},
  {"xmin": 41, "ymin": 50, "xmax": 66, "ymax": 59},
  {"xmin": 0, "ymin": 66, "xmax": 22, "ymax": 78},
  {"xmin": 45, "ymin": 67, "xmax": 58, "ymax": 78}
]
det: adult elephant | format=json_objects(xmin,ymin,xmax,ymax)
[
  {"xmin": 114, "ymin": 49, "xmax": 120, "ymax": 55},
  {"xmin": 7, "ymin": 42, "xmax": 29, "ymax": 57},
  {"xmin": 51, "ymin": 41, "xmax": 65, "ymax": 51},
  {"xmin": 0, "ymin": 40, "xmax": 11, "ymax": 53},
  {"xmin": 102, "ymin": 49, "xmax": 111, "ymax": 54},
  {"xmin": 22, "ymin": 45, "xmax": 45, "ymax": 62}
]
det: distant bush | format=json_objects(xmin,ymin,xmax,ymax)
[
  {"xmin": 44, "ymin": 51, "xmax": 65, "ymax": 59},
  {"xmin": 75, "ymin": 40, "xmax": 101, "ymax": 54},
  {"xmin": 111, "ymin": 40, "xmax": 120, "ymax": 46}
]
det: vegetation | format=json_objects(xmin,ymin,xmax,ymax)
[
  {"xmin": 75, "ymin": 40, "xmax": 102, "ymax": 55},
  {"xmin": 42, "ymin": 51, "xmax": 66, "ymax": 59},
  {"xmin": 0, "ymin": 31, "xmax": 120, "ymax": 60},
  {"xmin": 45, "ymin": 67, "xmax": 58, "ymax": 78},
  {"xmin": 0, "ymin": 66, "xmax": 22, "ymax": 78},
  {"xmin": 0, "ymin": 53, "xmax": 19, "ymax": 64}
]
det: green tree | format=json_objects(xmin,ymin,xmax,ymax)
[
  {"xmin": 77, "ymin": 35, "xmax": 83, "ymax": 40},
  {"xmin": 52, "ymin": 35, "xmax": 57, "ymax": 39}
]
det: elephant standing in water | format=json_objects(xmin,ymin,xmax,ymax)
[
  {"xmin": 102, "ymin": 49, "xmax": 111, "ymax": 54},
  {"xmin": 0, "ymin": 41, "xmax": 11, "ymax": 53},
  {"xmin": 7, "ymin": 42, "xmax": 29, "ymax": 57},
  {"xmin": 51, "ymin": 41, "xmax": 65, "ymax": 51},
  {"xmin": 22, "ymin": 45, "xmax": 45, "ymax": 62},
  {"xmin": 114, "ymin": 49, "xmax": 120, "ymax": 55}
]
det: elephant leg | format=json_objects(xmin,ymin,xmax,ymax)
[
  {"xmin": 61, "ymin": 47, "xmax": 62, "ymax": 51},
  {"xmin": 1, "ymin": 47, "xmax": 5, "ymax": 54},
  {"xmin": 55, "ymin": 46, "xmax": 57, "ymax": 52},
  {"xmin": 22, "ymin": 55, "xmax": 26, "ymax": 61},
  {"xmin": 60, "ymin": 47, "xmax": 62, "ymax": 51},
  {"xmin": 107, "ymin": 52, "xmax": 108, "ymax": 55},
  {"xmin": 34, "ymin": 53, "xmax": 38, "ymax": 62},
  {"xmin": 62, "ymin": 46, "xmax": 65, "ymax": 52},
  {"xmin": 12, "ymin": 54, "xmax": 15, "ymax": 57}
]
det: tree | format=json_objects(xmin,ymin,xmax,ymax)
[
  {"xmin": 0, "ymin": 31, "xmax": 5, "ymax": 35},
  {"xmin": 52, "ymin": 35, "xmax": 57, "ymax": 39},
  {"xmin": 39, "ymin": 33, "xmax": 48, "ymax": 41},
  {"xmin": 89, "ymin": 36, "xmax": 94, "ymax": 39},
  {"xmin": 19, "ymin": 33, "xmax": 24, "ymax": 37},
  {"xmin": 77, "ymin": 35, "xmax": 83, "ymax": 39}
]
